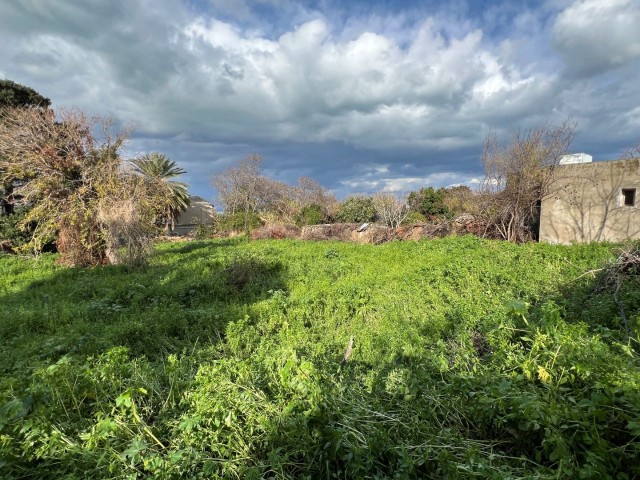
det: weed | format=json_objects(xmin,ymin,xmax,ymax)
[{"xmin": 0, "ymin": 237, "xmax": 638, "ymax": 478}]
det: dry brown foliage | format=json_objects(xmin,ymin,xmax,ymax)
[
  {"xmin": 97, "ymin": 196, "xmax": 155, "ymax": 267},
  {"xmin": 251, "ymin": 224, "xmax": 301, "ymax": 240},
  {"xmin": 480, "ymin": 120, "xmax": 576, "ymax": 242},
  {"xmin": 212, "ymin": 155, "xmax": 336, "ymax": 227},
  {"xmin": 0, "ymin": 106, "xmax": 156, "ymax": 266},
  {"xmin": 582, "ymin": 243, "xmax": 640, "ymax": 336},
  {"xmin": 301, "ymin": 223, "xmax": 359, "ymax": 241}
]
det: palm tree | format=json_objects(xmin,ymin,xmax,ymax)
[{"xmin": 131, "ymin": 153, "xmax": 190, "ymax": 233}]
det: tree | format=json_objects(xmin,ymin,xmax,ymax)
[
  {"xmin": 254, "ymin": 176, "xmax": 296, "ymax": 224},
  {"xmin": 0, "ymin": 79, "xmax": 51, "ymax": 109},
  {"xmin": 261, "ymin": 176, "xmax": 338, "ymax": 225},
  {"xmin": 131, "ymin": 153, "xmax": 190, "ymax": 234},
  {"xmin": 0, "ymin": 79, "xmax": 51, "ymax": 216},
  {"xmin": 335, "ymin": 196, "xmax": 377, "ymax": 223},
  {"xmin": 0, "ymin": 107, "xmax": 155, "ymax": 266},
  {"xmin": 212, "ymin": 154, "xmax": 263, "ymax": 233},
  {"xmin": 623, "ymin": 142, "xmax": 640, "ymax": 160},
  {"xmin": 408, "ymin": 187, "xmax": 449, "ymax": 219},
  {"xmin": 480, "ymin": 121, "xmax": 576, "ymax": 242},
  {"xmin": 442, "ymin": 185, "xmax": 476, "ymax": 217},
  {"xmin": 212, "ymin": 156, "xmax": 337, "ymax": 229},
  {"xmin": 294, "ymin": 176, "xmax": 338, "ymax": 219},
  {"xmin": 372, "ymin": 192, "xmax": 409, "ymax": 228}
]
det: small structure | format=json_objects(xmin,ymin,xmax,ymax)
[
  {"xmin": 539, "ymin": 157, "xmax": 640, "ymax": 243},
  {"xmin": 559, "ymin": 153, "xmax": 593, "ymax": 165},
  {"xmin": 173, "ymin": 196, "xmax": 216, "ymax": 236}
]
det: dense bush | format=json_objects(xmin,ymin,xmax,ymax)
[
  {"xmin": 402, "ymin": 210, "xmax": 428, "ymax": 224},
  {"xmin": 0, "ymin": 207, "xmax": 33, "ymax": 250},
  {"xmin": 408, "ymin": 186, "xmax": 450, "ymax": 218},
  {"xmin": 294, "ymin": 203, "xmax": 325, "ymax": 226},
  {"xmin": 0, "ymin": 108, "xmax": 159, "ymax": 266},
  {"xmin": 335, "ymin": 196, "xmax": 377, "ymax": 223},
  {"xmin": 1, "ymin": 238, "xmax": 639, "ymax": 478}
]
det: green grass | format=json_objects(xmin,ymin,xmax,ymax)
[{"xmin": 1, "ymin": 236, "xmax": 639, "ymax": 478}]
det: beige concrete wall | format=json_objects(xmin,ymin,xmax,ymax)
[
  {"xmin": 176, "ymin": 196, "xmax": 216, "ymax": 226},
  {"xmin": 540, "ymin": 159, "xmax": 640, "ymax": 243}
]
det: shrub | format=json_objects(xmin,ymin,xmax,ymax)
[
  {"xmin": 402, "ymin": 211, "xmax": 428, "ymax": 225},
  {"xmin": 0, "ymin": 108, "xmax": 158, "ymax": 266},
  {"xmin": 335, "ymin": 196, "xmax": 377, "ymax": 223},
  {"xmin": 0, "ymin": 207, "xmax": 33, "ymax": 250},
  {"xmin": 408, "ymin": 187, "xmax": 450, "ymax": 219},
  {"xmin": 97, "ymin": 198, "xmax": 155, "ymax": 268},
  {"xmin": 217, "ymin": 212, "xmax": 262, "ymax": 233},
  {"xmin": 193, "ymin": 223, "xmax": 217, "ymax": 240},
  {"xmin": 295, "ymin": 204, "xmax": 325, "ymax": 226}
]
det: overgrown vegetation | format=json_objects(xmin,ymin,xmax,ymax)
[
  {"xmin": 480, "ymin": 121, "xmax": 576, "ymax": 242},
  {"xmin": 1, "ymin": 237, "xmax": 639, "ymax": 478},
  {"xmin": 0, "ymin": 108, "xmax": 152, "ymax": 265},
  {"xmin": 212, "ymin": 155, "xmax": 337, "ymax": 232},
  {"xmin": 0, "ymin": 206, "xmax": 33, "ymax": 250},
  {"xmin": 335, "ymin": 195, "xmax": 377, "ymax": 223}
]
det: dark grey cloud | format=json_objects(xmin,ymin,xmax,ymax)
[{"xmin": 0, "ymin": 0, "xmax": 638, "ymax": 201}]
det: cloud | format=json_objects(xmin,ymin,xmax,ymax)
[
  {"xmin": 553, "ymin": 0, "xmax": 640, "ymax": 77},
  {"xmin": 341, "ymin": 171, "xmax": 481, "ymax": 194},
  {"xmin": 0, "ymin": 0, "xmax": 638, "ymax": 200},
  {"xmin": 171, "ymin": 13, "xmax": 551, "ymax": 151}
]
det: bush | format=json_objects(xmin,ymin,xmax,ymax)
[
  {"xmin": 193, "ymin": 223, "xmax": 217, "ymax": 240},
  {"xmin": 335, "ymin": 196, "xmax": 377, "ymax": 223},
  {"xmin": 402, "ymin": 211, "xmax": 428, "ymax": 225},
  {"xmin": 295, "ymin": 204, "xmax": 325, "ymax": 226},
  {"xmin": 0, "ymin": 207, "xmax": 35, "ymax": 251},
  {"xmin": 217, "ymin": 212, "xmax": 262, "ymax": 233},
  {"xmin": 408, "ymin": 187, "xmax": 450, "ymax": 219}
]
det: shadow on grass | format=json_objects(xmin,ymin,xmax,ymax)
[
  {"xmin": 0, "ymin": 242, "xmax": 287, "ymax": 371},
  {"xmin": 2, "ymin": 241, "xmax": 639, "ymax": 479}
]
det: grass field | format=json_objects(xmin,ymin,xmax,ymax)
[{"xmin": 1, "ymin": 236, "xmax": 639, "ymax": 479}]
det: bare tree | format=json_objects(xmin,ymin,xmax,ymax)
[
  {"xmin": 480, "ymin": 121, "xmax": 576, "ymax": 242},
  {"xmin": 254, "ymin": 176, "xmax": 296, "ymax": 224},
  {"xmin": 372, "ymin": 192, "xmax": 409, "ymax": 228},
  {"xmin": 213, "ymin": 156, "xmax": 337, "ymax": 228},
  {"xmin": 623, "ymin": 143, "xmax": 640, "ymax": 160},
  {"xmin": 295, "ymin": 176, "xmax": 338, "ymax": 216},
  {"xmin": 212, "ymin": 154, "xmax": 263, "ymax": 232}
]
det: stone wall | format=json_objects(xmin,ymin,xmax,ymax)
[{"xmin": 299, "ymin": 216, "xmax": 487, "ymax": 244}]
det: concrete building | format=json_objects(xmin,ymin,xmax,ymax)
[
  {"xmin": 539, "ymin": 157, "xmax": 640, "ymax": 243},
  {"xmin": 173, "ymin": 196, "xmax": 216, "ymax": 235}
]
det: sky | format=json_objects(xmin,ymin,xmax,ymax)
[{"xmin": 1, "ymin": 0, "xmax": 639, "ymax": 202}]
